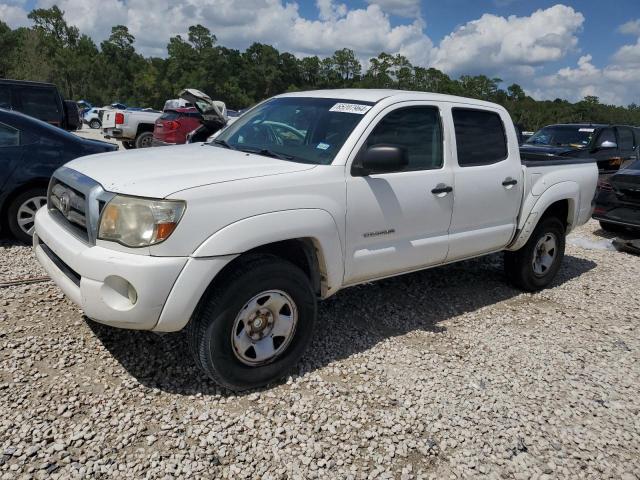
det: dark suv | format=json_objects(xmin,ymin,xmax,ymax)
[
  {"xmin": 520, "ymin": 123, "xmax": 640, "ymax": 173},
  {"xmin": 0, "ymin": 79, "xmax": 80, "ymax": 131}
]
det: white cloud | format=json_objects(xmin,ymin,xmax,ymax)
[
  {"xmin": 0, "ymin": 2, "xmax": 29, "ymax": 27},
  {"xmin": 534, "ymin": 49, "xmax": 640, "ymax": 105},
  {"xmin": 316, "ymin": 0, "xmax": 347, "ymax": 21},
  {"xmin": 431, "ymin": 5, "xmax": 584, "ymax": 77},
  {"xmin": 619, "ymin": 19, "xmax": 640, "ymax": 36},
  {"xmin": 364, "ymin": 0, "xmax": 421, "ymax": 18}
]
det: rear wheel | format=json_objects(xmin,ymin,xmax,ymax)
[
  {"xmin": 135, "ymin": 131, "xmax": 154, "ymax": 149},
  {"xmin": 188, "ymin": 255, "xmax": 317, "ymax": 391},
  {"xmin": 505, "ymin": 217, "xmax": 566, "ymax": 291},
  {"xmin": 89, "ymin": 119, "xmax": 101, "ymax": 129},
  {"xmin": 7, "ymin": 189, "xmax": 47, "ymax": 243}
]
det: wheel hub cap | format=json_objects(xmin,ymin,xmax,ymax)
[
  {"xmin": 231, "ymin": 290, "xmax": 298, "ymax": 366},
  {"xmin": 532, "ymin": 232, "xmax": 557, "ymax": 277},
  {"xmin": 17, "ymin": 196, "xmax": 47, "ymax": 236}
]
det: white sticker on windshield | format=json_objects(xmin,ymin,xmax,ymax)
[
  {"xmin": 579, "ymin": 128, "xmax": 595, "ymax": 132},
  {"xmin": 317, "ymin": 142, "xmax": 330, "ymax": 150},
  {"xmin": 329, "ymin": 103, "xmax": 372, "ymax": 114}
]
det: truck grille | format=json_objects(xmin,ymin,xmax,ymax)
[{"xmin": 47, "ymin": 167, "xmax": 115, "ymax": 245}]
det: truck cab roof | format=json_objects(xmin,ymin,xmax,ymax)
[{"xmin": 277, "ymin": 88, "xmax": 505, "ymax": 109}]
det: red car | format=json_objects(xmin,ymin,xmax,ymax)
[{"xmin": 152, "ymin": 107, "xmax": 202, "ymax": 146}]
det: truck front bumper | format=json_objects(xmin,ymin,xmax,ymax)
[{"xmin": 33, "ymin": 207, "xmax": 234, "ymax": 332}]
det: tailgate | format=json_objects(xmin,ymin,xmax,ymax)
[{"xmin": 102, "ymin": 110, "xmax": 120, "ymax": 129}]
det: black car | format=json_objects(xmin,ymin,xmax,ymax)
[
  {"xmin": 0, "ymin": 108, "xmax": 117, "ymax": 242},
  {"xmin": 0, "ymin": 79, "xmax": 78, "ymax": 131},
  {"xmin": 593, "ymin": 159, "xmax": 640, "ymax": 232},
  {"xmin": 520, "ymin": 123, "xmax": 640, "ymax": 173}
]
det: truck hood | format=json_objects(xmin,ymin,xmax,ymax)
[{"xmin": 64, "ymin": 143, "xmax": 317, "ymax": 197}]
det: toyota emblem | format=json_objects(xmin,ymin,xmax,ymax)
[{"xmin": 60, "ymin": 191, "xmax": 71, "ymax": 216}]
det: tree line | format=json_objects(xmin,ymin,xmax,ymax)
[{"xmin": 1, "ymin": 6, "xmax": 639, "ymax": 131}]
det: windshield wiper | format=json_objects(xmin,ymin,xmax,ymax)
[
  {"xmin": 237, "ymin": 147, "xmax": 296, "ymax": 161},
  {"xmin": 210, "ymin": 139, "xmax": 236, "ymax": 150}
]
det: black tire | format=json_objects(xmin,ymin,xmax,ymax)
[
  {"xmin": 188, "ymin": 255, "xmax": 317, "ymax": 391},
  {"xmin": 89, "ymin": 119, "xmax": 101, "ymax": 129},
  {"xmin": 504, "ymin": 217, "xmax": 566, "ymax": 292},
  {"xmin": 121, "ymin": 141, "xmax": 135, "ymax": 150},
  {"xmin": 134, "ymin": 131, "xmax": 154, "ymax": 149},
  {"xmin": 599, "ymin": 220, "xmax": 627, "ymax": 233},
  {"xmin": 7, "ymin": 188, "xmax": 48, "ymax": 243}
]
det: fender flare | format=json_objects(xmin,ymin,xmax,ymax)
[
  {"xmin": 192, "ymin": 209, "xmax": 344, "ymax": 294},
  {"xmin": 508, "ymin": 181, "xmax": 579, "ymax": 251}
]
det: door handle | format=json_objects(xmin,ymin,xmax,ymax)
[
  {"xmin": 431, "ymin": 184, "xmax": 453, "ymax": 195},
  {"xmin": 502, "ymin": 178, "xmax": 518, "ymax": 187}
]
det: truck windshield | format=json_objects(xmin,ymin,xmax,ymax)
[
  {"xmin": 525, "ymin": 125, "xmax": 594, "ymax": 148},
  {"xmin": 211, "ymin": 97, "xmax": 374, "ymax": 164}
]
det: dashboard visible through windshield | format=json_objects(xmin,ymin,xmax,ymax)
[
  {"xmin": 210, "ymin": 97, "xmax": 374, "ymax": 164},
  {"xmin": 525, "ymin": 125, "xmax": 595, "ymax": 148}
]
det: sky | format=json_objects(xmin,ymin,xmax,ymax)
[{"xmin": 1, "ymin": 0, "xmax": 639, "ymax": 106}]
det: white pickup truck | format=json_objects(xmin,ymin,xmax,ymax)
[
  {"xmin": 34, "ymin": 89, "xmax": 598, "ymax": 390},
  {"xmin": 102, "ymin": 109, "xmax": 162, "ymax": 149}
]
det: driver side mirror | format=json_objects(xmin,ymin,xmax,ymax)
[
  {"xmin": 598, "ymin": 140, "xmax": 617, "ymax": 150},
  {"xmin": 352, "ymin": 145, "xmax": 408, "ymax": 176}
]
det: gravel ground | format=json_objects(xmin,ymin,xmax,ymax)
[{"xmin": 1, "ymin": 220, "xmax": 639, "ymax": 479}]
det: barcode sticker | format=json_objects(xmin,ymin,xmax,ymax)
[{"xmin": 329, "ymin": 103, "xmax": 372, "ymax": 114}]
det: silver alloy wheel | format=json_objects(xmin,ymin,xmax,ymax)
[
  {"xmin": 532, "ymin": 232, "xmax": 557, "ymax": 276},
  {"xmin": 17, "ymin": 196, "xmax": 47, "ymax": 236},
  {"xmin": 231, "ymin": 290, "xmax": 298, "ymax": 366},
  {"xmin": 138, "ymin": 133, "xmax": 153, "ymax": 148}
]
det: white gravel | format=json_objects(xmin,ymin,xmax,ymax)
[{"xmin": 1, "ymin": 220, "xmax": 639, "ymax": 479}]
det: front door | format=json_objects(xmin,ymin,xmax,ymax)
[{"xmin": 344, "ymin": 104, "xmax": 454, "ymax": 284}]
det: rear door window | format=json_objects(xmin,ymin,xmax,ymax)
[
  {"xmin": 15, "ymin": 87, "xmax": 61, "ymax": 122},
  {"xmin": 0, "ymin": 122, "xmax": 20, "ymax": 146},
  {"xmin": 452, "ymin": 108, "xmax": 508, "ymax": 166}
]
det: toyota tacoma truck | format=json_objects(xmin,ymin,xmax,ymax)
[{"xmin": 33, "ymin": 89, "xmax": 598, "ymax": 390}]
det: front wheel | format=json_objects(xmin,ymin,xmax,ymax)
[
  {"xmin": 188, "ymin": 255, "xmax": 317, "ymax": 391},
  {"xmin": 89, "ymin": 119, "xmax": 101, "ymax": 129},
  {"xmin": 121, "ymin": 141, "xmax": 135, "ymax": 150},
  {"xmin": 504, "ymin": 217, "xmax": 566, "ymax": 291},
  {"xmin": 7, "ymin": 189, "xmax": 47, "ymax": 243}
]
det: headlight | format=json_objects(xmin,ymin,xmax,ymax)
[{"xmin": 98, "ymin": 195, "xmax": 186, "ymax": 247}]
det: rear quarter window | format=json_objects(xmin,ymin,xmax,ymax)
[{"xmin": 452, "ymin": 108, "xmax": 508, "ymax": 167}]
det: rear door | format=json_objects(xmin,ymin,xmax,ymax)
[
  {"xmin": 447, "ymin": 106, "xmax": 523, "ymax": 261},
  {"xmin": 0, "ymin": 121, "xmax": 24, "ymax": 189},
  {"xmin": 345, "ymin": 102, "xmax": 454, "ymax": 283}
]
